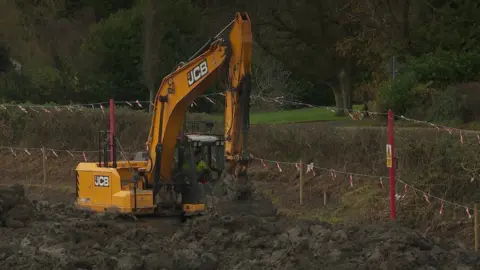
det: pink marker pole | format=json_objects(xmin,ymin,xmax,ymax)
[{"xmin": 388, "ymin": 109, "xmax": 396, "ymax": 220}]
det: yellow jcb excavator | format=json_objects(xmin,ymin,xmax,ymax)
[{"xmin": 74, "ymin": 12, "xmax": 252, "ymax": 218}]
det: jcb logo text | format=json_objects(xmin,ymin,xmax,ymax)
[
  {"xmin": 94, "ymin": 175, "xmax": 110, "ymax": 187},
  {"xmin": 187, "ymin": 60, "xmax": 208, "ymax": 86}
]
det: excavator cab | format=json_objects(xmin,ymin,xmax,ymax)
[
  {"xmin": 133, "ymin": 120, "xmax": 225, "ymax": 185},
  {"xmin": 181, "ymin": 119, "xmax": 224, "ymax": 182},
  {"xmin": 182, "ymin": 134, "xmax": 225, "ymax": 182}
]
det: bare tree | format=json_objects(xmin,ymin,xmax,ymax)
[{"xmin": 141, "ymin": 0, "xmax": 159, "ymax": 113}]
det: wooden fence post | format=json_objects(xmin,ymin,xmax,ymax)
[
  {"xmin": 299, "ymin": 159, "xmax": 304, "ymax": 205},
  {"xmin": 323, "ymin": 189, "xmax": 327, "ymax": 206},
  {"xmin": 42, "ymin": 147, "xmax": 47, "ymax": 185},
  {"xmin": 475, "ymin": 203, "xmax": 478, "ymax": 251}
]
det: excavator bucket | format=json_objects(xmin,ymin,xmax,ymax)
[{"xmin": 219, "ymin": 170, "xmax": 252, "ymax": 200}]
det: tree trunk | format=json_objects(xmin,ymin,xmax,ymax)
[
  {"xmin": 142, "ymin": 0, "xmax": 156, "ymax": 113},
  {"xmin": 333, "ymin": 88, "xmax": 344, "ymax": 116},
  {"xmin": 149, "ymin": 88, "xmax": 154, "ymax": 112},
  {"xmin": 403, "ymin": 0, "xmax": 411, "ymax": 53},
  {"xmin": 338, "ymin": 57, "xmax": 353, "ymax": 115}
]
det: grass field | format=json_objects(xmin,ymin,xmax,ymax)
[
  {"xmin": 250, "ymin": 107, "xmax": 349, "ymax": 124},
  {"xmin": 203, "ymin": 105, "xmax": 364, "ymax": 125},
  {"xmin": 198, "ymin": 105, "xmax": 480, "ymax": 130}
]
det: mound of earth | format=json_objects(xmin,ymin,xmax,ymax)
[
  {"xmin": 0, "ymin": 184, "xmax": 479, "ymax": 270},
  {"xmin": 0, "ymin": 184, "xmax": 36, "ymax": 228}
]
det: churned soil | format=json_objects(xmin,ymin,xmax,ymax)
[{"xmin": 1, "ymin": 184, "xmax": 479, "ymax": 270}]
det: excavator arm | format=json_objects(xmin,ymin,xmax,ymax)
[
  {"xmin": 144, "ymin": 12, "xmax": 252, "ymax": 200},
  {"xmin": 223, "ymin": 13, "xmax": 253, "ymax": 197}
]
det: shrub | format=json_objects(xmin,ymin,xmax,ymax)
[
  {"xmin": 377, "ymin": 50, "xmax": 480, "ymax": 119},
  {"xmin": 409, "ymin": 50, "xmax": 480, "ymax": 87},
  {"xmin": 377, "ymin": 71, "xmax": 431, "ymax": 116},
  {"xmin": 426, "ymin": 82, "xmax": 480, "ymax": 123}
]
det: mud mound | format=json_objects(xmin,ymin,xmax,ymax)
[
  {"xmin": 173, "ymin": 196, "xmax": 480, "ymax": 269},
  {"xmin": 0, "ymin": 184, "xmax": 36, "ymax": 228},
  {"xmin": 0, "ymin": 185, "xmax": 479, "ymax": 270}
]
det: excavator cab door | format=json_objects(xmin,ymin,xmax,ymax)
[
  {"xmin": 209, "ymin": 138, "xmax": 225, "ymax": 181},
  {"xmin": 169, "ymin": 136, "xmax": 205, "ymax": 212}
]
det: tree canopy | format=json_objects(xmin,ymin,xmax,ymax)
[{"xmin": 1, "ymin": 0, "xmax": 480, "ymax": 120}]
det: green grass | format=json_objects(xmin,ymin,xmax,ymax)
[
  {"xmin": 199, "ymin": 105, "xmax": 364, "ymax": 125},
  {"xmin": 250, "ymin": 107, "xmax": 348, "ymax": 124}
]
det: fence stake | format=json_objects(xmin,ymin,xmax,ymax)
[
  {"xmin": 323, "ymin": 189, "xmax": 327, "ymax": 206},
  {"xmin": 42, "ymin": 147, "xmax": 47, "ymax": 184},
  {"xmin": 109, "ymin": 99, "xmax": 115, "ymax": 164},
  {"xmin": 299, "ymin": 159, "xmax": 304, "ymax": 205},
  {"xmin": 387, "ymin": 109, "xmax": 396, "ymax": 220},
  {"xmin": 475, "ymin": 204, "xmax": 478, "ymax": 251}
]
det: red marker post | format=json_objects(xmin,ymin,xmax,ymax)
[{"xmin": 387, "ymin": 109, "xmax": 396, "ymax": 220}]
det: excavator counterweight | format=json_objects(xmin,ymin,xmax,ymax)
[{"xmin": 75, "ymin": 12, "xmax": 252, "ymax": 218}]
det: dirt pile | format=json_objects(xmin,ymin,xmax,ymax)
[
  {"xmin": 0, "ymin": 184, "xmax": 36, "ymax": 228},
  {"xmin": 174, "ymin": 196, "xmax": 480, "ymax": 270},
  {"xmin": 0, "ymin": 185, "xmax": 479, "ymax": 270}
]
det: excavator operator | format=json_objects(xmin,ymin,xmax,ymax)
[
  {"xmin": 182, "ymin": 147, "xmax": 210, "ymax": 184},
  {"xmin": 194, "ymin": 147, "xmax": 210, "ymax": 184}
]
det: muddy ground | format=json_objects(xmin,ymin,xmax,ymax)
[{"xmin": 1, "ymin": 184, "xmax": 480, "ymax": 270}]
